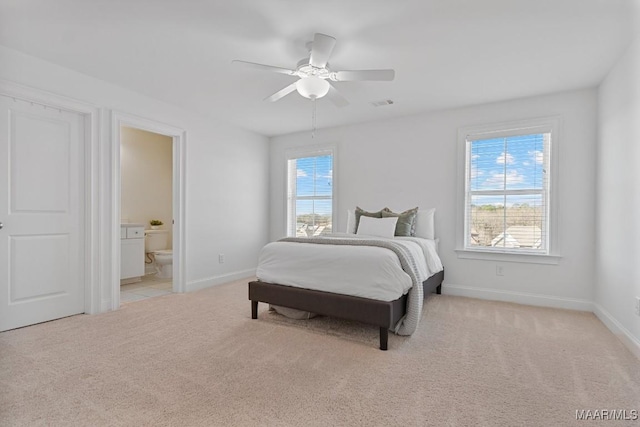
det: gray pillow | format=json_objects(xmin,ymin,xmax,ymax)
[
  {"xmin": 355, "ymin": 207, "xmax": 384, "ymax": 232},
  {"xmin": 382, "ymin": 207, "xmax": 419, "ymax": 236}
]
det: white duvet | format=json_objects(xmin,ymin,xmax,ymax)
[{"xmin": 256, "ymin": 234, "xmax": 443, "ymax": 302}]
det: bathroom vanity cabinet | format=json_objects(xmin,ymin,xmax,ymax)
[{"xmin": 120, "ymin": 224, "xmax": 145, "ymax": 281}]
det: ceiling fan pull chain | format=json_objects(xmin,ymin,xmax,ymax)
[{"xmin": 311, "ymin": 97, "xmax": 317, "ymax": 139}]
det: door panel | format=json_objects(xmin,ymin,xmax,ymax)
[
  {"xmin": 11, "ymin": 111, "xmax": 70, "ymax": 212},
  {"xmin": 10, "ymin": 234, "xmax": 70, "ymax": 302},
  {"xmin": 0, "ymin": 95, "xmax": 85, "ymax": 331}
]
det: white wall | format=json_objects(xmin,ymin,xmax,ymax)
[
  {"xmin": 0, "ymin": 45, "xmax": 269, "ymax": 308},
  {"xmin": 270, "ymin": 89, "xmax": 597, "ymax": 307},
  {"xmin": 121, "ymin": 127, "xmax": 173, "ymax": 246},
  {"xmin": 596, "ymin": 34, "xmax": 640, "ymax": 353}
]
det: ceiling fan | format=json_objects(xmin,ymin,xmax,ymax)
[{"xmin": 233, "ymin": 33, "xmax": 395, "ymax": 107}]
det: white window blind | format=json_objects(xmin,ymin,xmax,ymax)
[
  {"xmin": 465, "ymin": 131, "xmax": 551, "ymax": 254},
  {"xmin": 287, "ymin": 152, "xmax": 333, "ymax": 237}
]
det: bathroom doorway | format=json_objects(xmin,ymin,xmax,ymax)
[
  {"xmin": 120, "ymin": 127, "xmax": 174, "ymax": 303},
  {"xmin": 110, "ymin": 111, "xmax": 186, "ymax": 309}
]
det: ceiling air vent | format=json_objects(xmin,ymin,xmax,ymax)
[{"xmin": 370, "ymin": 99, "xmax": 394, "ymax": 107}]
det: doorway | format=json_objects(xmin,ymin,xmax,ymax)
[
  {"xmin": 110, "ymin": 112, "xmax": 185, "ymax": 310},
  {"xmin": 120, "ymin": 127, "xmax": 173, "ymax": 303}
]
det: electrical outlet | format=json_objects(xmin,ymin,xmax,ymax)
[
  {"xmin": 218, "ymin": 254, "xmax": 225, "ymax": 264},
  {"xmin": 635, "ymin": 297, "xmax": 640, "ymax": 317},
  {"xmin": 496, "ymin": 265, "xmax": 504, "ymax": 276}
]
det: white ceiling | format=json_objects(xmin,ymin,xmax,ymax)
[{"xmin": 1, "ymin": 0, "xmax": 638, "ymax": 136}]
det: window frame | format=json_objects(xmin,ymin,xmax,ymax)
[
  {"xmin": 284, "ymin": 144, "xmax": 337, "ymax": 238},
  {"xmin": 455, "ymin": 117, "xmax": 561, "ymax": 264}
]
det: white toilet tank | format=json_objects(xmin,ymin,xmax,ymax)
[{"xmin": 145, "ymin": 229, "xmax": 169, "ymax": 252}]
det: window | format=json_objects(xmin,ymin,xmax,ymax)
[
  {"xmin": 459, "ymin": 118, "xmax": 558, "ymax": 259},
  {"xmin": 286, "ymin": 148, "xmax": 334, "ymax": 237}
]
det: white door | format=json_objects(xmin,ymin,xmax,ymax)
[{"xmin": 0, "ymin": 95, "xmax": 85, "ymax": 331}]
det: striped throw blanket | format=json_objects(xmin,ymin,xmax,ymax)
[{"xmin": 279, "ymin": 236, "xmax": 426, "ymax": 335}]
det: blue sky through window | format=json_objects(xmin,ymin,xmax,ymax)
[
  {"xmin": 295, "ymin": 154, "xmax": 332, "ymax": 215},
  {"xmin": 470, "ymin": 133, "xmax": 545, "ymax": 207}
]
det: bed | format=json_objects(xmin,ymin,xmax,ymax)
[
  {"xmin": 249, "ymin": 209, "xmax": 444, "ymax": 350},
  {"xmin": 249, "ymin": 270, "xmax": 443, "ymax": 350}
]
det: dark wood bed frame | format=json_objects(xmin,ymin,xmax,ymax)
[{"xmin": 248, "ymin": 269, "xmax": 444, "ymax": 351}]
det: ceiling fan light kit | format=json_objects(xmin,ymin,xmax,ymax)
[
  {"xmin": 296, "ymin": 77, "xmax": 330, "ymax": 99},
  {"xmin": 233, "ymin": 33, "xmax": 395, "ymax": 106}
]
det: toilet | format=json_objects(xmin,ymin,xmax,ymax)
[{"xmin": 145, "ymin": 229, "xmax": 173, "ymax": 279}]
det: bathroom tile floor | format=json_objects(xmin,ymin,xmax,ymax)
[{"xmin": 120, "ymin": 274, "xmax": 173, "ymax": 304}]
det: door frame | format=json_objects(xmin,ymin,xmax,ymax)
[
  {"xmin": 110, "ymin": 111, "xmax": 186, "ymax": 309},
  {"xmin": 0, "ymin": 79, "xmax": 101, "ymax": 315}
]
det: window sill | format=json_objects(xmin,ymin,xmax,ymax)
[{"xmin": 455, "ymin": 249, "xmax": 561, "ymax": 265}]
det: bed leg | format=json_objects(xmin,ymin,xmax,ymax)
[
  {"xmin": 379, "ymin": 327, "xmax": 388, "ymax": 351},
  {"xmin": 436, "ymin": 284, "xmax": 442, "ymax": 295},
  {"xmin": 251, "ymin": 300, "xmax": 258, "ymax": 319}
]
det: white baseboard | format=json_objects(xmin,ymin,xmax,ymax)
[
  {"xmin": 593, "ymin": 303, "xmax": 640, "ymax": 360},
  {"xmin": 443, "ymin": 283, "xmax": 594, "ymax": 311},
  {"xmin": 186, "ymin": 268, "xmax": 256, "ymax": 293}
]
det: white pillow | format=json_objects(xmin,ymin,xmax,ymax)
[
  {"xmin": 414, "ymin": 208, "xmax": 436, "ymax": 239},
  {"xmin": 345, "ymin": 209, "xmax": 356, "ymax": 234},
  {"xmin": 356, "ymin": 216, "xmax": 398, "ymax": 239}
]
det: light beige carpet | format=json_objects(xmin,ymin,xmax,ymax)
[{"xmin": 1, "ymin": 279, "xmax": 638, "ymax": 427}]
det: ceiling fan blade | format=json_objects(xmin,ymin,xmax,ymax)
[
  {"xmin": 326, "ymin": 84, "xmax": 349, "ymax": 107},
  {"xmin": 309, "ymin": 33, "xmax": 336, "ymax": 68},
  {"xmin": 264, "ymin": 82, "xmax": 298, "ymax": 102},
  {"xmin": 232, "ymin": 60, "xmax": 295, "ymax": 76},
  {"xmin": 331, "ymin": 69, "xmax": 395, "ymax": 82}
]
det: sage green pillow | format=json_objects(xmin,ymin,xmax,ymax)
[
  {"xmin": 355, "ymin": 207, "xmax": 384, "ymax": 232},
  {"xmin": 381, "ymin": 207, "xmax": 419, "ymax": 236}
]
